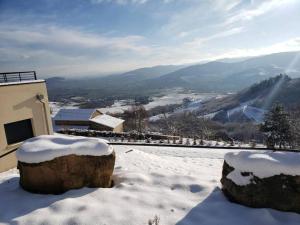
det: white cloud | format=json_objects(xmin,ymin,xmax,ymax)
[
  {"xmin": 225, "ymin": 0, "xmax": 296, "ymax": 25},
  {"xmin": 90, "ymin": 0, "xmax": 148, "ymax": 4},
  {"xmin": 162, "ymin": 0, "xmax": 296, "ymax": 40},
  {"xmin": 212, "ymin": 0, "xmax": 241, "ymax": 12},
  {"xmin": 90, "ymin": 0, "xmax": 174, "ymax": 4},
  {"xmin": 212, "ymin": 37, "xmax": 300, "ymax": 60},
  {"xmin": 0, "ymin": 25, "xmax": 150, "ymax": 54},
  {"xmin": 183, "ymin": 27, "xmax": 244, "ymax": 48},
  {"xmin": 0, "ymin": 24, "xmax": 154, "ymax": 76},
  {"xmin": 132, "ymin": 37, "xmax": 300, "ymax": 67}
]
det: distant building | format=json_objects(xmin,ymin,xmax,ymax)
[
  {"xmin": 0, "ymin": 71, "xmax": 53, "ymax": 172},
  {"xmin": 53, "ymin": 108, "xmax": 124, "ymax": 132},
  {"xmin": 54, "ymin": 108, "xmax": 95, "ymax": 129}
]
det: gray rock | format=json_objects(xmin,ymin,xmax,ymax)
[{"xmin": 221, "ymin": 161, "xmax": 300, "ymax": 213}]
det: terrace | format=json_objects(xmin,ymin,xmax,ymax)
[
  {"xmin": 1, "ymin": 144, "xmax": 300, "ymax": 225},
  {"xmin": 0, "ymin": 71, "xmax": 37, "ymax": 83}
]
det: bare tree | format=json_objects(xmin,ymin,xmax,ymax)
[{"xmin": 123, "ymin": 104, "xmax": 148, "ymax": 132}]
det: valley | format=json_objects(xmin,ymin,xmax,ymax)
[{"xmin": 46, "ymin": 51, "xmax": 300, "ymax": 145}]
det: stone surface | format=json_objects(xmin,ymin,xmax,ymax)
[
  {"xmin": 18, "ymin": 151, "xmax": 115, "ymax": 194},
  {"xmin": 221, "ymin": 161, "xmax": 300, "ymax": 214}
]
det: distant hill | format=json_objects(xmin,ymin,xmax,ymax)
[
  {"xmin": 45, "ymin": 65, "xmax": 186, "ymax": 100},
  {"xmin": 93, "ymin": 64, "xmax": 186, "ymax": 91},
  {"xmin": 46, "ymin": 51, "xmax": 300, "ymax": 100},
  {"xmin": 198, "ymin": 75, "xmax": 300, "ymax": 123},
  {"xmin": 145, "ymin": 51, "xmax": 300, "ymax": 92},
  {"xmin": 109, "ymin": 65, "xmax": 186, "ymax": 81}
]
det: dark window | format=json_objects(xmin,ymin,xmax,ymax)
[{"xmin": 4, "ymin": 119, "xmax": 34, "ymax": 145}]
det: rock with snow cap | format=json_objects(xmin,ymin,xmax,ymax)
[
  {"xmin": 17, "ymin": 135, "xmax": 115, "ymax": 194},
  {"xmin": 221, "ymin": 151, "xmax": 300, "ymax": 213}
]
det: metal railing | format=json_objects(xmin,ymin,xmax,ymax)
[{"xmin": 0, "ymin": 71, "xmax": 37, "ymax": 83}]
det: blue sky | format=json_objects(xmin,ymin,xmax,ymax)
[{"xmin": 1, "ymin": 0, "xmax": 300, "ymax": 77}]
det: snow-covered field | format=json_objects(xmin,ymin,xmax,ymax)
[
  {"xmin": 49, "ymin": 102, "xmax": 79, "ymax": 117},
  {"xmin": 143, "ymin": 92, "xmax": 218, "ymax": 110},
  {"xmin": 100, "ymin": 91, "xmax": 221, "ymax": 114},
  {"xmin": 99, "ymin": 100, "xmax": 132, "ymax": 114},
  {"xmin": 1, "ymin": 146, "xmax": 299, "ymax": 225}
]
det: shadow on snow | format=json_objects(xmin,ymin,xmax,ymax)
[
  {"xmin": 0, "ymin": 176, "xmax": 96, "ymax": 225},
  {"xmin": 176, "ymin": 187, "xmax": 300, "ymax": 225}
]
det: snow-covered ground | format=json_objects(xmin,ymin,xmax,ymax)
[
  {"xmin": 100, "ymin": 91, "xmax": 221, "ymax": 114},
  {"xmin": 99, "ymin": 100, "xmax": 132, "ymax": 114},
  {"xmin": 49, "ymin": 102, "xmax": 79, "ymax": 117},
  {"xmin": 1, "ymin": 146, "xmax": 299, "ymax": 225},
  {"xmin": 143, "ymin": 92, "xmax": 217, "ymax": 111},
  {"xmin": 227, "ymin": 103, "xmax": 267, "ymax": 123}
]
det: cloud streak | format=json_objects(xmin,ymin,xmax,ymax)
[
  {"xmin": 90, "ymin": 0, "xmax": 173, "ymax": 5},
  {"xmin": 225, "ymin": 0, "xmax": 295, "ymax": 25},
  {"xmin": 91, "ymin": 0, "xmax": 146, "ymax": 4},
  {"xmin": 0, "ymin": 25, "xmax": 150, "ymax": 54},
  {"xmin": 0, "ymin": 23, "xmax": 154, "ymax": 76}
]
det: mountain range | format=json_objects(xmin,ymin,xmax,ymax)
[
  {"xmin": 46, "ymin": 51, "xmax": 300, "ymax": 100},
  {"xmin": 141, "ymin": 51, "xmax": 300, "ymax": 92}
]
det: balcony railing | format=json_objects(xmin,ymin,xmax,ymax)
[{"xmin": 0, "ymin": 71, "xmax": 37, "ymax": 83}]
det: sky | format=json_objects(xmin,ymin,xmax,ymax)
[{"xmin": 1, "ymin": 0, "xmax": 300, "ymax": 77}]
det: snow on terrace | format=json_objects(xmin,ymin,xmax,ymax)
[{"xmin": 1, "ymin": 146, "xmax": 300, "ymax": 225}]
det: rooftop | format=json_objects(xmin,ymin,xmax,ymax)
[
  {"xmin": 54, "ymin": 109, "xmax": 96, "ymax": 121},
  {"xmin": 90, "ymin": 114, "xmax": 124, "ymax": 128},
  {"xmin": 54, "ymin": 109, "xmax": 124, "ymax": 128}
]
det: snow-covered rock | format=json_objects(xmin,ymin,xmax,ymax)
[
  {"xmin": 16, "ymin": 135, "xmax": 113, "ymax": 163},
  {"xmin": 17, "ymin": 135, "xmax": 115, "ymax": 193},
  {"xmin": 224, "ymin": 151, "xmax": 300, "ymax": 180},
  {"xmin": 221, "ymin": 151, "xmax": 300, "ymax": 213}
]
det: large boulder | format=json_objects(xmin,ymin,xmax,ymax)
[
  {"xmin": 221, "ymin": 151, "xmax": 300, "ymax": 213},
  {"xmin": 17, "ymin": 135, "xmax": 115, "ymax": 194}
]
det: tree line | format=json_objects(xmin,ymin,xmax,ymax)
[{"xmin": 119, "ymin": 103, "xmax": 300, "ymax": 150}]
